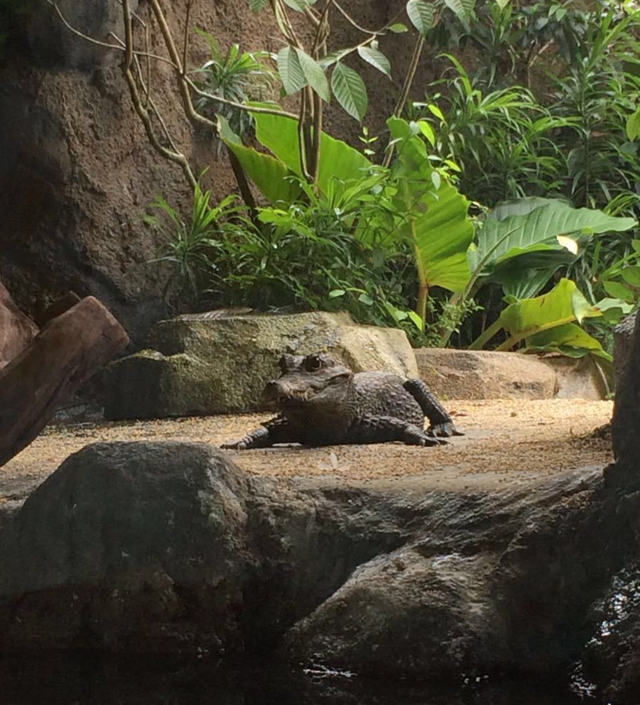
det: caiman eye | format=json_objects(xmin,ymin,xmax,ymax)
[{"xmin": 304, "ymin": 354, "xmax": 322, "ymax": 372}]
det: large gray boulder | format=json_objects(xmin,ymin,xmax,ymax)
[
  {"xmin": 0, "ymin": 441, "xmax": 255, "ymax": 654},
  {"xmin": 103, "ymin": 312, "xmax": 419, "ymax": 419}
]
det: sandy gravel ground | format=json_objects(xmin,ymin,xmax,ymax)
[{"xmin": 0, "ymin": 399, "xmax": 613, "ymax": 503}]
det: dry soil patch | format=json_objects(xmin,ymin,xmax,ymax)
[{"xmin": 0, "ymin": 399, "xmax": 613, "ymax": 504}]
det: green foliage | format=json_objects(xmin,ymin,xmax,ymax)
[
  {"xmin": 227, "ymin": 106, "xmax": 373, "ymax": 197},
  {"xmin": 469, "ymin": 278, "xmax": 610, "ymax": 359},
  {"xmin": 144, "ymin": 182, "xmax": 248, "ymax": 300},
  {"xmin": 147, "ymin": 179, "xmax": 421, "ymax": 334},
  {"xmin": 193, "ymin": 30, "xmax": 275, "ymax": 145},
  {"xmin": 473, "ymin": 197, "xmax": 636, "ymax": 298},
  {"xmin": 387, "ymin": 117, "xmax": 475, "ymax": 323},
  {"xmin": 331, "ymin": 63, "xmax": 368, "ymax": 121},
  {"xmin": 410, "ymin": 57, "xmax": 568, "ymax": 205},
  {"xmin": 549, "ymin": 11, "xmax": 640, "ymax": 210}
]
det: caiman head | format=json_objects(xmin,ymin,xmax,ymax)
[{"xmin": 263, "ymin": 353, "xmax": 354, "ymax": 412}]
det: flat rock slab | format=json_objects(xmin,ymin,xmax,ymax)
[
  {"xmin": 103, "ymin": 312, "xmax": 418, "ymax": 419},
  {"xmin": 416, "ymin": 348, "xmax": 608, "ymax": 401}
]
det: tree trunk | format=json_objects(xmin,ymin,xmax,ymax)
[{"xmin": 0, "ymin": 296, "xmax": 129, "ymax": 468}]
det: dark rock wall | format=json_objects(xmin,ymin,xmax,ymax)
[{"xmin": 0, "ymin": 0, "xmax": 436, "ymax": 343}]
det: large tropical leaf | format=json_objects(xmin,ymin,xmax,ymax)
[
  {"xmin": 475, "ymin": 198, "xmax": 636, "ymax": 277},
  {"xmin": 443, "ymin": 0, "xmax": 475, "ymax": 20},
  {"xmin": 470, "ymin": 278, "xmax": 602, "ymax": 350},
  {"xmin": 250, "ymin": 106, "xmax": 373, "ymax": 191},
  {"xmin": 218, "ymin": 116, "xmax": 301, "ymax": 205},
  {"xmin": 388, "ymin": 117, "xmax": 475, "ymax": 293},
  {"xmin": 485, "ymin": 248, "xmax": 577, "ymax": 299},
  {"xmin": 525, "ymin": 323, "xmax": 611, "ymax": 361}
]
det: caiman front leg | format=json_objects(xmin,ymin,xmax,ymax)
[
  {"xmin": 347, "ymin": 415, "xmax": 445, "ymax": 447},
  {"xmin": 221, "ymin": 416, "xmax": 298, "ymax": 450},
  {"xmin": 403, "ymin": 379, "xmax": 464, "ymax": 438}
]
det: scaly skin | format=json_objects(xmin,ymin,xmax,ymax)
[{"xmin": 222, "ymin": 353, "xmax": 463, "ymax": 449}]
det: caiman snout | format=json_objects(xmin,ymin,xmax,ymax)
[
  {"xmin": 263, "ymin": 380, "xmax": 283, "ymax": 403},
  {"xmin": 263, "ymin": 379, "xmax": 309, "ymax": 406}
]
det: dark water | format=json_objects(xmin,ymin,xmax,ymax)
[{"xmin": 0, "ymin": 655, "xmax": 593, "ymax": 705}]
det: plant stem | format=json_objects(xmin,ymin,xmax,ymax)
[
  {"xmin": 468, "ymin": 317, "xmax": 504, "ymax": 350},
  {"xmin": 416, "ymin": 281, "xmax": 428, "ymax": 331},
  {"xmin": 382, "ymin": 34, "xmax": 425, "ymax": 168}
]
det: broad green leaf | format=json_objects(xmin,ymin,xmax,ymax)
[
  {"xmin": 389, "ymin": 23, "xmax": 409, "ymax": 32},
  {"xmin": 418, "ymin": 119, "xmax": 435, "ymax": 146},
  {"xmin": 496, "ymin": 0, "xmax": 511, "ymax": 8},
  {"xmin": 218, "ymin": 115, "xmax": 301, "ymax": 205},
  {"xmin": 488, "ymin": 261, "xmax": 566, "ymax": 299},
  {"xmin": 444, "ymin": 0, "xmax": 475, "ymax": 19},
  {"xmin": 407, "ymin": 0, "xmax": 435, "ymax": 34},
  {"xmin": 250, "ymin": 105, "xmax": 373, "ymax": 192},
  {"xmin": 249, "ymin": 0, "xmax": 269, "ymax": 10},
  {"xmin": 489, "ymin": 196, "xmax": 571, "ymax": 221},
  {"xmin": 627, "ymin": 106, "xmax": 640, "ymax": 141},
  {"xmin": 476, "ymin": 198, "xmax": 636, "ymax": 277},
  {"xmin": 357, "ymin": 45, "xmax": 392, "ymax": 77},
  {"xmin": 295, "ymin": 48, "xmax": 330, "ymax": 102},
  {"xmin": 595, "ymin": 297, "xmax": 634, "ymax": 323},
  {"xmin": 603, "ymin": 280, "xmax": 635, "ymax": 303},
  {"xmin": 621, "ymin": 265, "xmax": 640, "ymax": 287},
  {"xmin": 525, "ymin": 323, "xmax": 611, "ymax": 360},
  {"xmin": 427, "ymin": 104, "xmax": 445, "ymax": 122},
  {"xmin": 331, "ymin": 63, "xmax": 368, "ymax": 121},
  {"xmin": 479, "ymin": 279, "xmax": 602, "ymax": 351},
  {"xmin": 329, "ymin": 289, "xmax": 346, "ymax": 298},
  {"xmin": 277, "ymin": 46, "xmax": 307, "ymax": 95},
  {"xmin": 388, "ymin": 117, "xmax": 475, "ymax": 293}
]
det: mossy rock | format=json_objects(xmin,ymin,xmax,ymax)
[{"xmin": 104, "ymin": 312, "xmax": 418, "ymax": 419}]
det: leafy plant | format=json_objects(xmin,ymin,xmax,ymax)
[
  {"xmin": 469, "ymin": 277, "xmax": 610, "ymax": 359},
  {"xmin": 410, "ymin": 56, "xmax": 568, "ymax": 206},
  {"xmin": 550, "ymin": 11, "xmax": 640, "ymax": 210},
  {"xmin": 193, "ymin": 29, "xmax": 276, "ymax": 149},
  {"xmin": 387, "ymin": 117, "xmax": 475, "ymax": 326},
  {"xmin": 144, "ymin": 182, "xmax": 248, "ymax": 301}
]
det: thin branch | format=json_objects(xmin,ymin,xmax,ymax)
[
  {"xmin": 271, "ymin": 0, "xmax": 304, "ymax": 49},
  {"xmin": 147, "ymin": 0, "xmax": 217, "ymax": 132},
  {"xmin": 333, "ymin": 2, "xmax": 405, "ymax": 36},
  {"xmin": 48, "ymin": 0, "xmax": 179, "ymax": 67},
  {"xmin": 121, "ymin": 0, "xmax": 197, "ymax": 189},
  {"xmin": 311, "ymin": 0, "xmax": 332, "ymax": 58},
  {"xmin": 183, "ymin": 0, "xmax": 195, "ymax": 74},
  {"xmin": 185, "ymin": 77, "xmax": 299, "ymax": 120},
  {"xmin": 382, "ymin": 34, "xmax": 426, "ymax": 168},
  {"xmin": 47, "ymin": 0, "xmax": 122, "ymax": 50}
]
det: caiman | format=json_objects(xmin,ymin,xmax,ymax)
[{"xmin": 221, "ymin": 353, "xmax": 462, "ymax": 449}]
